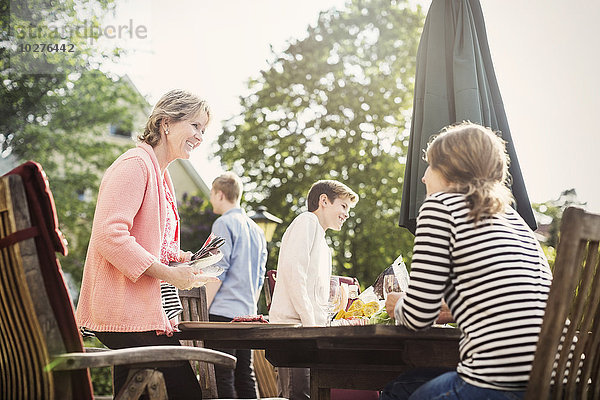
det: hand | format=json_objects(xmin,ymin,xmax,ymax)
[
  {"xmin": 190, "ymin": 273, "xmax": 220, "ymax": 288},
  {"xmin": 145, "ymin": 261, "xmax": 219, "ymax": 290},
  {"xmin": 436, "ymin": 300, "xmax": 454, "ymax": 324},
  {"xmin": 165, "ymin": 265, "xmax": 201, "ymax": 290},
  {"xmin": 172, "ymin": 266, "xmax": 220, "ymax": 290},
  {"xmin": 385, "ymin": 291, "xmax": 405, "ymax": 318},
  {"xmin": 179, "ymin": 250, "xmax": 193, "ymax": 263}
]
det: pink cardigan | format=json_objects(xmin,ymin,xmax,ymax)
[{"xmin": 76, "ymin": 143, "xmax": 176, "ymax": 334}]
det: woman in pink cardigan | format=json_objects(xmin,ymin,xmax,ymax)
[{"xmin": 76, "ymin": 89, "xmax": 216, "ymax": 399}]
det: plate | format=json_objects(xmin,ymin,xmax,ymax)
[
  {"xmin": 193, "ymin": 264, "xmax": 223, "ymax": 278},
  {"xmin": 169, "ymin": 252, "xmax": 224, "ymax": 280},
  {"xmin": 189, "ymin": 251, "xmax": 224, "ymax": 272},
  {"xmin": 178, "ymin": 321, "xmax": 301, "ymax": 330}
]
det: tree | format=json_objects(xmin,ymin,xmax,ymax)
[
  {"xmin": 533, "ymin": 188, "xmax": 587, "ymax": 269},
  {"xmin": 1, "ymin": 0, "xmax": 119, "ymax": 152},
  {"xmin": 178, "ymin": 192, "xmax": 218, "ymax": 252},
  {"xmin": 1, "ymin": 0, "xmax": 149, "ymax": 286},
  {"xmin": 217, "ymin": 0, "xmax": 425, "ymax": 286},
  {"xmin": 18, "ymin": 70, "xmax": 147, "ymax": 286},
  {"xmin": 1, "ymin": 3, "xmax": 148, "ymax": 394}
]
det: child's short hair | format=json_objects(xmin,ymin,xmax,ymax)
[
  {"xmin": 212, "ymin": 172, "xmax": 243, "ymax": 203},
  {"xmin": 307, "ymin": 180, "xmax": 358, "ymax": 212}
]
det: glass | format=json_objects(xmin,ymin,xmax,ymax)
[
  {"xmin": 326, "ymin": 277, "xmax": 342, "ymax": 326},
  {"xmin": 383, "ymin": 274, "xmax": 400, "ymax": 300}
]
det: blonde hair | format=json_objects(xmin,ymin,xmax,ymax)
[
  {"xmin": 212, "ymin": 172, "xmax": 243, "ymax": 203},
  {"xmin": 424, "ymin": 122, "xmax": 513, "ymax": 223},
  {"xmin": 138, "ymin": 89, "xmax": 210, "ymax": 147},
  {"xmin": 307, "ymin": 180, "xmax": 358, "ymax": 212}
]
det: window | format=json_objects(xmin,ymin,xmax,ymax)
[{"xmin": 110, "ymin": 123, "xmax": 132, "ymax": 138}]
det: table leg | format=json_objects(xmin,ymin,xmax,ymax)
[{"xmin": 310, "ymin": 369, "xmax": 331, "ymax": 400}]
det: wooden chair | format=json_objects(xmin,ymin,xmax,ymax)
[
  {"xmin": 264, "ymin": 269, "xmax": 277, "ymax": 312},
  {"xmin": 0, "ymin": 161, "xmax": 235, "ymax": 400},
  {"xmin": 526, "ymin": 207, "xmax": 600, "ymax": 399},
  {"xmin": 179, "ymin": 286, "xmax": 218, "ymax": 399},
  {"xmin": 253, "ymin": 348, "xmax": 280, "ymax": 398}
]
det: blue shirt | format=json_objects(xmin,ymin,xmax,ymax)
[{"xmin": 209, "ymin": 208, "xmax": 268, "ymax": 319}]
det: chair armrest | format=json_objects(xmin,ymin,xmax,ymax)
[
  {"xmin": 50, "ymin": 345, "xmax": 236, "ymax": 371},
  {"xmin": 83, "ymin": 346, "xmax": 109, "ymax": 352}
]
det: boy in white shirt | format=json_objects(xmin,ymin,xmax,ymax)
[{"xmin": 270, "ymin": 180, "xmax": 358, "ymax": 400}]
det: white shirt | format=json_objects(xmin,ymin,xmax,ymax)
[{"xmin": 269, "ymin": 212, "xmax": 332, "ymax": 326}]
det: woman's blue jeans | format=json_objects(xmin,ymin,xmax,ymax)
[{"xmin": 380, "ymin": 370, "xmax": 524, "ymax": 400}]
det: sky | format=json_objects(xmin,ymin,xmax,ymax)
[{"xmin": 103, "ymin": 0, "xmax": 600, "ymax": 212}]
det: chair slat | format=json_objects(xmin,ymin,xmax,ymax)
[
  {"xmin": 526, "ymin": 208, "xmax": 600, "ymax": 399},
  {"xmin": 0, "ymin": 176, "xmax": 54, "ymax": 399},
  {"xmin": 566, "ymin": 243, "xmax": 600, "ymax": 396},
  {"xmin": 179, "ymin": 286, "xmax": 218, "ymax": 398}
]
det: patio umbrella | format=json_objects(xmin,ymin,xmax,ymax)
[{"xmin": 399, "ymin": 0, "xmax": 536, "ymax": 234}]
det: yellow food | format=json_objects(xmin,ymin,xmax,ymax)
[
  {"xmin": 347, "ymin": 299, "xmax": 364, "ymax": 312},
  {"xmin": 362, "ymin": 301, "xmax": 380, "ymax": 317},
  {"xmin": 339, "ymin": 299, "xmax": 382, "ymax": 319},
  {"xmin": 345, "ymin": 308, "xmax": 365, "ymax": 317}
]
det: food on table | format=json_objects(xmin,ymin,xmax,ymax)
[
  {"xmin": 345, "ymin": 284, "xmax": 360, "ymax": 310},
  {"xmin": 231, "ymin": 315, "xmax": 268, "ymax": 323},
  {"xmin": 336, "ymin": 300, "xmax": 381, "ymax": 320},
  {"xmin": 332, "ymin": 317, "xmax": 369, "ymax": 326},
  {"xmin": 369, "ymin": 309, "xmax": 393, "ymax": 325},
  {"xmin": 345, "ymin": 308, "xmax": 365, "ymax": 318},
  {"xmin": 362, "ymin": 301, "xmax": 380, "ymax": 317},
  {"xmin": 347, "ymin": 299, "xmax": 365, "ymax": 312}
]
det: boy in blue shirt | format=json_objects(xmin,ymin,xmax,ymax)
[{"xmin": 208, "ymin": 172, "xmax": 268, "ymax": 398}]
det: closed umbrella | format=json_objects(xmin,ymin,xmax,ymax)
[{"xmin": 399, "ymin": 0, "xmax": 536, "ymax": 234}]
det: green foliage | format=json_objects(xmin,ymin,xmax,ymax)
[
  {"xmin": 1, "ymin": 0, "xmax": 119, "ymax": 145},
  {"xmin": 369, "ymin": 309, "xmax": 392, "ymax": 324},
  {"xmin": 83, "ymin": 337, "xmax": 113, "ymax": 396},
  {"xmin": 23, "ymin": 71, "xmax": 147, "ymax": 286},
  {"xmin": 218, "ymin": 0, "xmax": 424, "ymax": 286},
  {"xmin": 533, "ymin": 188, "xmax": 587, "ymax": 271},
  {"xmin": 178, "ymin": 192, "xmax": 218, "ymax": 252},
  {"xmin": 1, "ymin": 1, "xmax": 145, "ymax": 394},
  {"xmin": 1, "ymin": 0, "xmax": 148, "ymax": 287}
]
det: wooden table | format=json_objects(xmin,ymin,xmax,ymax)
[{"xmin": 177, "ymin": 323, "xmax": 460, "ymax": 400}]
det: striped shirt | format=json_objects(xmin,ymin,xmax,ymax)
[{"xmin": 395, "ymin": 192, "xmax": 552, "ymax": 391}]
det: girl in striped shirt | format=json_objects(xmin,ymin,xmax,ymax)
[{"xmin": 382, "ymin": 122, "xmax": 552, "ymax": 400}]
